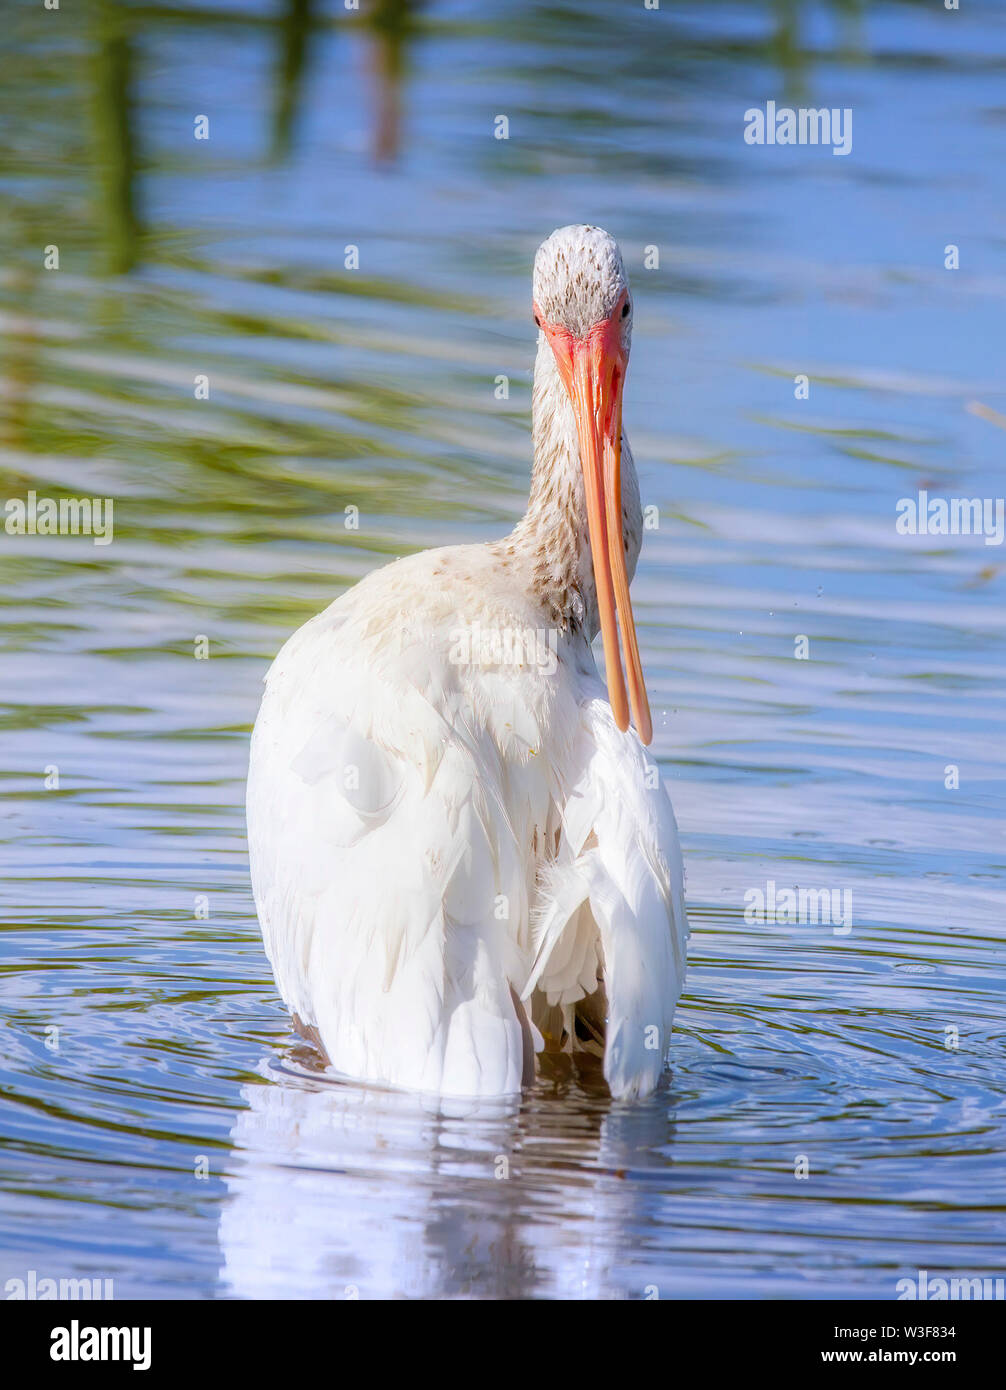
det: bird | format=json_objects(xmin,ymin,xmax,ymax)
[{"xmin": 246, "ymin": 224, "xmax": 688, "ymax": 1101}]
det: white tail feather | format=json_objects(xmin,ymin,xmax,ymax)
[{"xmin": 526, "ymin": 698, "xmax": 689, "ymax": 1098}]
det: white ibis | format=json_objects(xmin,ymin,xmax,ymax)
[{"xmin": 247, "ymin": 224, "xmax": 688, "ymax": 1099}]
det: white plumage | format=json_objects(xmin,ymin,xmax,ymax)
[{"xmin": 247, "ymin": 225, "xmax": 688, "ymax": 1099}]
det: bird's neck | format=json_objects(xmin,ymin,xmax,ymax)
[{"xmin": 500, "ymin": 338, "xmax": 641, "ymax": 638}]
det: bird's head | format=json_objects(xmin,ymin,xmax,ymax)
[{"xmin": 532, "ymin": 224, "xmax": 650, "ymax": 744}]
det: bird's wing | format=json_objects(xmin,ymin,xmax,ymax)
[
  {"xmin": 247, "ymin": 585, "xmax": 555, "ymax": 1098},
  {"xmin": 525, "ymin": 695, "xmax": 689, "ymax": 1099}
]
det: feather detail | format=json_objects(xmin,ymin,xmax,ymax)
[{"xmin": 525, "ymin": 697, "xmax": 689, "ymax": 1098}]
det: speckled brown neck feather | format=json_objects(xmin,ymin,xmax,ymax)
[{"xmin": 494, "ymin": 338, "xmax": 642, "ymax": 638}]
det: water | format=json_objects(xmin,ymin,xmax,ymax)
[{"xmin": 1, "ymin": 0, "xmax": 1005, "ymax": 1299}]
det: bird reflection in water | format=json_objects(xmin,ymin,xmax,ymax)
[{"xmin": 219, "ymin": 1048, "xmax": 679, "ymax": 1300}]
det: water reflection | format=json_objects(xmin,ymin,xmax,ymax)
[
  {"xmin": 64, "ymin": 0, "xmax": 426, "ymax": 288},
  {"xmin": 56, "ymin": 0, "xmax": 911, "ymax": 286},
  {"xmin": 366, "ymin": 0, "xmax": 422, "ymax": 164},
  {"xmin": 221, "ymin": 1054, "xmax": 677, "ymax": 1299},
  {"xmin": 90, "ymin": 0, "xmax": 142, "ymax": 274},
  {"xmin": 271, "ymin": 0, "xmax": 318, "ymax": 161},
  {"xmin": 767, "ymin": 0, "xmax": 868, "ymax": 104}
]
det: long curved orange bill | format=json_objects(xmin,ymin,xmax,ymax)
[{"xmin": 539, "ymin": 299, "xmax": 652, "ymax": 745}]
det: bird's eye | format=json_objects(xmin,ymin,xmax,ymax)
[
  {"xmin": 534, "ymin": 313, "xmax": 542, "ymax": 328},
  {"xmin": 621, "ymin": 300, "xmax": 631, "ymax": 319}
]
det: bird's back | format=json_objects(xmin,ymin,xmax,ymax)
[{"xmin": 247, "ymin": 546, "xmax": 687, "ymax": 1097}]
